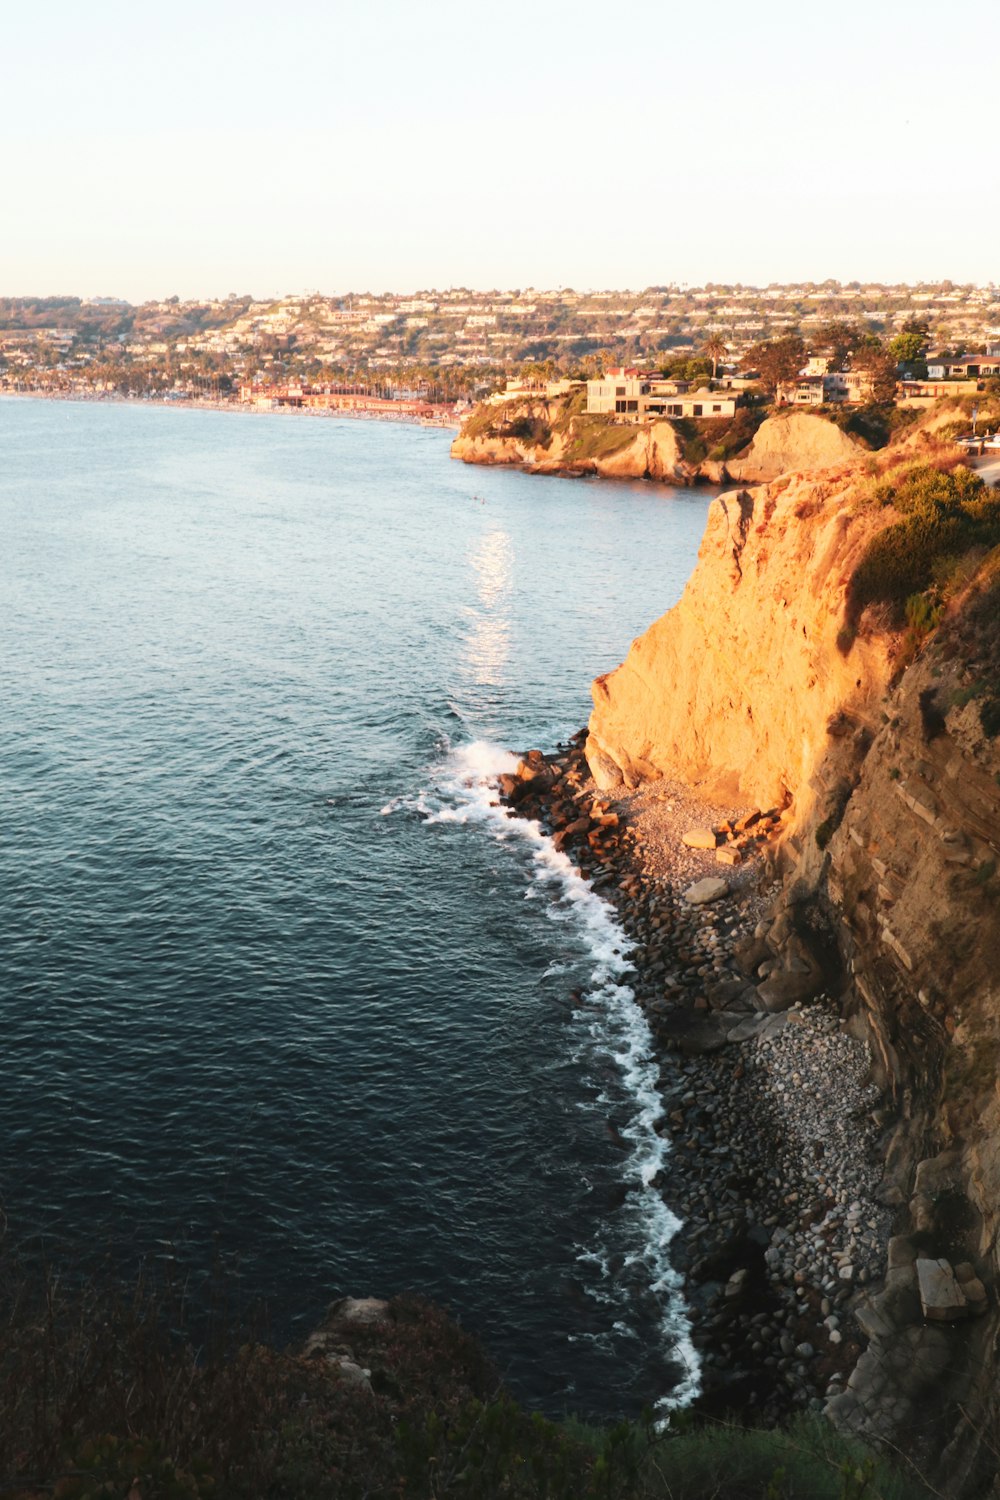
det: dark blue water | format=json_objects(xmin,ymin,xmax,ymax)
[{"xmin": 0, "ymin": 398, "xmax": 712, "ymax": 1417}]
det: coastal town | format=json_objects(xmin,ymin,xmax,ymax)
[{"xmin": 3, "ymin": 282, "xmax": 1000, "ymax": 428}]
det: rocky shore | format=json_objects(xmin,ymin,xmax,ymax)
[{"xmin": 497, "ymin": 736, "xmax": 894, "ymax": 1424}]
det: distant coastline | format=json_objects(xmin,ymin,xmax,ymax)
[{"xmin": 0, "ymin": 388, "xmax": 461, "ymax": 430}]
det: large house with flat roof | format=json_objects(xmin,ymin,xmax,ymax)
[{"xmin": 586, "ymin": 367, "xmax": 740, "ymax": 422}]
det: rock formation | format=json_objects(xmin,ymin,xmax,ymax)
[
  {"xmin": 724, "ymin": 412, "xmax": 863, "ymax": 483},
  {"xmin": 450, "ymin": 396, "xmax": 690, "ymax": 482},
  {"xmin": 450, "ymin": 396, "xmax": 864, "ymax": 486},
  {"xmin": 585, "ymin": 466, "xmax": 896, "ymax": 814}
]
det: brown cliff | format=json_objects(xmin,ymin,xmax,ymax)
[
  {"xmin": 725, "ymin": 411, "xmax": 864, "ymax": 482},
  {"xmin": 582, "ymin": 440, "xmax": 1000, "ymax": 1493},
  {"xmin": 585, "ymin": 467, "xmax": 898, "ymax": 814}
]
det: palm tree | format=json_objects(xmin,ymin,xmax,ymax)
[{"xmin": 704, "ymin": 336, "xmax": 728, "ymax": 381}]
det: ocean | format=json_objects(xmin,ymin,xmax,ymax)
[{"xmin": 0, "ymin": 397, "xmax": 712, "ymax": 1419}]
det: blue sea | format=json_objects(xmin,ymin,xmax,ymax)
[{"xmin": 0, "ymin": 398, "xmax": 712, "ymax": 1418}]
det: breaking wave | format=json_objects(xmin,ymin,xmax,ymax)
[{"xmin": 388, "ymin": 737, "xmax": 700, "ymax": 1412}]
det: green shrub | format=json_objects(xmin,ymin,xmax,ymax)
[{"xmin": 847, "ymin": 465, "xmax": 1000, "ymax": 629}]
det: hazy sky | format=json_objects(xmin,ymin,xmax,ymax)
[{"xmin": 4, "ymin": 0, "xmax": 998, "ymax": 300}]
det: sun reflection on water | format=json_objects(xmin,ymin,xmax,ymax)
[{"xmin": 463, "ymin": 529, "xmax": 514, "ymax": 689}]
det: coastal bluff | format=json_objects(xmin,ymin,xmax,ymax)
[
  {"xmin": 583, "ymin": 431, "xmax": 1000, "ymax": 1494},
  {"xmin": 451, "ymin": 393, "xmax": 864, "ymax": 486},
  {"xmin": 585, "ymin": 466, "xmax": 896, "ymax": 814}
]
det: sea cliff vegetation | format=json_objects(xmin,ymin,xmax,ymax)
[{"xmin": 0, "ymin": 1252, "xmax": 928, "ymax": 1500}]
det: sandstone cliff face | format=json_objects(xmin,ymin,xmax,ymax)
[
  {"xmin": 725, "ymin": 412, "xmax": 863, "ymax": 482},
  {"xmin": 584, "ymin": 442, "xmax": 1000, "ymax": 1491},
  {"xmin": 450, "ymin": 398, "xmax": 688, "ymax": 482},
  {"xmin": 585, "ymin": 470, "xmax": 898, "ymax": 815},
  {"xmin": 816, "ymin": 583, "xmax": 1000, "ymax": 1494}
]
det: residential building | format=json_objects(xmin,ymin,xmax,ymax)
[
  {"xmin": 926, "ymin": 355, "xmax": 1000, "ymax": 379},
  {"xmin": 776, "ymin": 376, "xmax": 826, "ymax": 407},
  {"xmin": 644, "ymin": 389, "xmax": 740, "ymax": 419},
  {"xmin": 587, "ymin": 368, "xmax": 687, "ymax": 417},
  {"xmin": 897, "ymin": 379, "xmax": 982, "ymax": 406},
  {"xmin": 776, "ymin": 369, "xmax": 875, "ymax": 405}
]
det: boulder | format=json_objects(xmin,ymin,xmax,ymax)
[
  {"xmin": 327, "ymin": 1296, "xmax": 390, "ymax": 1326},
  {"xmin": 682, "ymin": 828, "xmax": 718, "ymax": 850},
  {"xmin": 915, "ymin": 1258, "xmax": 968, "ymax": 1322},
  {"xmin": 715, "ymin": 847, "xmax": 742, "ymax": 866},
  {"xmin": 331, "ymin": 1356, "xmax": 373, "ymax": 1391},
  {"xmin": 756, "ymin": 968, "xmax": 823, "ymax": 1012},
  {"xmin": 913, "ymin": 1151, "xmax": 963, "ymax": 1198},
  {"xmin": 683, "ymin": 876, "xmax": 729, "ymax": 905},
  {"xmin": 655, "ymin": 1010, "xmax": 730, "ymax": 1056},
  {"xmin": 887, "ymin": 1235, "xmax": 918, "ymax": 1270},
  {"xmin": 734, "ymin": 934, "xmax": 773, "ymax": 976}
]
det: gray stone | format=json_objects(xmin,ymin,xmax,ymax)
[
  {"xmin": 913, "ymin": 1152, "xmax": 962, "ymax": 1198},
  {"xmin": 329, "ymin": 1296, "xmax": 390, "ymax": 1324},
  {"xmin": 332, "ymin": 1356, "xmax": 373, "ymax": 1390},
  {"xmin": 756, "ymin": 968, "xmax": 824, "ymax": 1012},
  {"xmin": 887, "ymin": 1235, "xmax": 917, "ymax": 1270},
  {"xmin": 855, "ymin": 1298, "xmax": 894, "ymax": 1341},
  {"xmin": 683, "ymin": 876, "xmax": 729, "ymax": 905},
  {"xmin": 726, "ymin": 1015, "xmax": 768, "ymax": 1044},
  {"xmin": 915, "ymin": 1258, "xmax": 968, "ymax": 1322}
]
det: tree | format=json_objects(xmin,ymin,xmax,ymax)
[
  {"xmin": 900, "ymin": 317, "xmax": 931, "ymax": 347},
  {"xmin": 703, "ymin": 335, "xmax": 728, "ymax": 379},
  {"xmin": 740, "ymin": 336, "xmax": 805, "ymax": 393},
  {"xmin": 852, "ymin": 341, "xmax": 898, "ymax": 404},
  {"xmin": 815, "ymin": 320, "xmax": 866, "ymax": 371},
  {"xmin": 888, "ymin": 332, "xmax": 928, "ymax": 366}
]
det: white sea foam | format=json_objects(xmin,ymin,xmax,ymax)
[{"xmin": 394, "ymin": 737, "xmax": 702, "ymax": 1414}]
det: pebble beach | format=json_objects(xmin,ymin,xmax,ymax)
[{"xmin": 499, "ymin": 735, "xmax": 893, "ymax": 1422}]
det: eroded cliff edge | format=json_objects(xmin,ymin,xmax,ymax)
[
  {"xmin": 585, "ymin": 437, "xmax": 1000, "ymax": 1495},
  {"xmin": 451, "ymin": 395, "xmax": 864, "ymax": 486}
]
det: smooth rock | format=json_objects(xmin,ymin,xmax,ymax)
[
  {"xmin": 682, "ymin": 828, "xmax": 718, "ymax": 850},
  {"xmin": 683, "ymin": 877, "xmax": 729, "ymax": 905},
  {"xmin": 915, "ymin": 1258, "xmax": 968, "ymax": 1322}
]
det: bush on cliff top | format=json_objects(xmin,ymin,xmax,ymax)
[{"xmin": 847, "ymin": 464, "xmax": 1000, "ymax": 632}]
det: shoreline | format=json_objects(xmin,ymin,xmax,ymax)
[
  {"xmin": 498, "ymin": 737, "xmax": 891, "ymax": 1424},
  {"xmin": 0, "ymin": 388, "xmax": 462, "ymax": 430}
]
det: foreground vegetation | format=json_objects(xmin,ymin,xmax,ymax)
[{"xmin": 0, "ymin": 1253, "xmax": 932, "ymax": 1500}]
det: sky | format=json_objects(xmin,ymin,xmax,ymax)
[{"xmin": 3, "ymin": 0, "xmax": 998, "ymax": 300}]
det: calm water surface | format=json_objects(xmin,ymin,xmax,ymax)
[{"xmin": 0, "ymin": 398, "xmax": 713, "ymax": 1417}]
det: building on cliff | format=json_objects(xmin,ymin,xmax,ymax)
[
  {"xmin": 776, "ymin": 369, "xmax": 876, "ymax": 406},
  {"xmin": 586, "ymin": 367, "xmax": 740, "ymax": 421}
]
